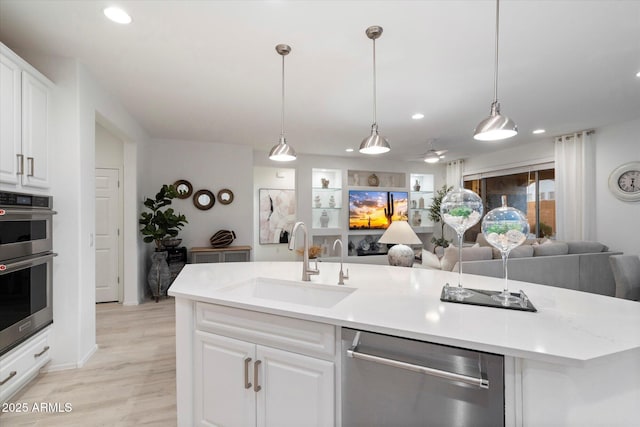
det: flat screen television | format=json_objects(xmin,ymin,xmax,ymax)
[{"xmin": 349, "ymin": 190, "xmax": 408, "ymax": 230}]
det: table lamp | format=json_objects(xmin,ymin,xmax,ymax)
[{"xmin": 378, "ymin": 221, "xmax": 422, "ymax": 267}]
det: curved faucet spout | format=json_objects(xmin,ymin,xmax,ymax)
[
  {"xmin": 332, "ymin": 239, "xmax": 349, "ymax": 285},
  {"xmin": 288, "ymin": 221, "xmax": 319, "ymax": 281}
]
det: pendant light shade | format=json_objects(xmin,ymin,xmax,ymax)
[
  {"xmin": 269, "ymin": 44, "xmax": 297, "ymax": 161},
  {"xmin": 474, "ymin": 0, "xmax": 517, "ymax": 142},
  {"xmin": 359, "ymin": 26, "xmax": 390, "ymax": 155}
]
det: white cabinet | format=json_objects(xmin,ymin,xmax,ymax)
[
  {"xmin": 189, "ymin": 303, "xmax": 335, "ymax": 427},
  {"xmin": 0, "ymin": 43, "xmax": 52, "ymax": 190},
  {"xmin": 0, "ymin": 327, "xmax": 51, "ymax": 403}
]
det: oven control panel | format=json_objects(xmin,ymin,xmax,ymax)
[{"xmin": 0, "ymin": 191, "xmax": 52, "ymax": 209}]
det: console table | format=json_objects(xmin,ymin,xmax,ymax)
[{"xmin": 190, "ymin": 246, "xmax": 252, "ymax": 264}]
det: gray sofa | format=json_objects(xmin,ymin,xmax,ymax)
[{"xmin": 457, "ymin": 240, "xmax": 622, "ymax": 296}]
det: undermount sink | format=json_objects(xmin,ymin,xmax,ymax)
[{"xmin": 218, "ymin": 277, "xmax": 356, "ymax": 308}]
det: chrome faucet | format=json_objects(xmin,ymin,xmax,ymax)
[
  {"xmin": 288, "ymin": 222, "xmax": 319, "ymax": 281},
  {"xmin": 332, "ymin": 239, "xmax": 349, "ymax": 285}
]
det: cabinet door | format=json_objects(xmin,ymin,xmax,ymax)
[
  {"xmin": 256, "ymin": 346, "xmax": 334, "ymax": 427},
  {"xmin": 223, "ymin": 250, "xmax": 249, "ymax": 262},
  {"xmin": 0, "ymin": 53, "xmax": 21, "ymax": 185},
  {"xmin": 194, "ymin": 331, "xmax": 256, "ymax": 427},
  {"xmin": 21, "ymin": 71, "xmax": 50, "ymax": 189}
]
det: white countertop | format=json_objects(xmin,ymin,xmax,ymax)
[{"xmin": 168, "ymin": 261, "xmax": 640, "ymax": 365}]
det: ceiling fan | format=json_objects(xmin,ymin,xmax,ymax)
[{"xmin": 420, "ymin": 140, "xmax": 448, "ymax": 163}]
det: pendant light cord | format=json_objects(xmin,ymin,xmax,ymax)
[
  {"xmin": 492, "ymin": 0, "xmax": 500, "ymax": 104},
  {"xmin": 281, "ymin": 54, "xmax": 285, "ymax": 138},
  {"xmin": 372, "ymin": 38, "xmax": 377, "ymax": 126}
]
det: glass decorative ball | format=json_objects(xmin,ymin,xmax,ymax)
[
  {"xmin": 481, "ymin": 198, "xmax": 530, "ymax": 254},
  {"xmin": 440, "ymin": 188, "xmax": 484, "ymax": 234}
]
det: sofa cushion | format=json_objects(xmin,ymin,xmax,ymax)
[
  {"xmin": 421, "ymin": 249, "xmax": 442, "ymax": 269},
  {"xmin": 567, "ymin": 241, "xmax": 607, "ymax": 254},
  {"xmin": 533, "ymin": 241, "xmax": 569, "ymax": 256},
  {"xmin": 441, "ymin": 244, "xmax": 493, "ymax": 271},
  {"xmin": 492, "ymin": 244, "xmax": 534, "ymax": 259}
]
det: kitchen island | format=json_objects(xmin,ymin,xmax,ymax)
[{"xmin": 169, "ymin": 261, "xmax": 640, "ymax": 426}]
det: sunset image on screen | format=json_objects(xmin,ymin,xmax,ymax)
[{"xmin": 349, "ymin": 191, "xmax": 408, "ymax": 229}]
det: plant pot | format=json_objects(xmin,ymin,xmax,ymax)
[{"xmin": 148, "ymin": 250, "xmax": 171, "ymax": 302}]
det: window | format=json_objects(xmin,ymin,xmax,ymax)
[{"xmin": 464, "ymin": 169, "xmax": 555, "ymax": 238}]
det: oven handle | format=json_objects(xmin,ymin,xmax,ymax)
[
  {"xmin": 346, "ymin": 332, "xmax": 489, "ymax": 390},
  {"xmin": 0, "ymin": 253, "xmax": 58, "ymax": 272},
  {"xmin": 0, "ymin": 209, "xmax": 57, "ymax": 216}
]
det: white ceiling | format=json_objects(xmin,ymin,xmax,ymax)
[{"xmin": 1, "ymin": 0, "xmax": 639, "ymax": 162}]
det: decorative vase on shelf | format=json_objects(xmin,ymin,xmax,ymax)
[
  {"xmin": 320, "ymin": 210, "xmax": 330, "ymax": 228},
  {"xmin": 321, "ymin": 178, "xmax": 329, "ymax": 189},
  {"xmin": 314, "ymin": 195, "xmax": 321, "ymax": 208},
  {"xmin": 411, "ymin": 200, "xmax": 417, "ymax": 209},
  {"xmin": 481, "ymin": 195, "xmax": 530, "ymax": 305},
  {"xmin": 413, "ymin": 179, "xmax": 421, "ymax": 191},
  {"xmin": 419, "ymin": 197, "xmax": 425, "ymax": 209},
  {"xmin": 353, "ymin": 173, "xmax": 360, "ymax": 186},
  {"xmin": 329, "ymin": 195, "xmax": 336, "ymax": 208},
  {"xmin": 440, "ymin": 186, "xmax": 483, "ymax": 298}
]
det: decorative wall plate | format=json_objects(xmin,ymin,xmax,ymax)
[
  {"xmin": 217, "ymin": 188, "xmax": 234, "ymax": 205},
  {"xmin": 608, "ymin": 161, "xmax": 640, "ymax": 202},
  {"xmin": 367, "ymin": 173, "xmax": 379, "ymax": 186},
  {"xmin": 173, "ymin": 179, "xmax": 193, "ymax": 199},
  {"xmin": 193, "ymin": 189, "xmax": 215, "ymax": 210}
]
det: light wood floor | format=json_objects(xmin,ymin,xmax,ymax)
[{"xmin": 1, "ymin": 298, "xmax": 177, "ymax": 427}]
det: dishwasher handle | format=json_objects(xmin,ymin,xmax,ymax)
[{"xmin": 346, "ymin": 345, "xmax": 489, "ymax": 390}]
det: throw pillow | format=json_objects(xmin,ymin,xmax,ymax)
[
  {"xmin": 421, "ymin": 249, "xmax": 442, "ymax": 269},
  {"xmin": 441, "ymin": 244, "xmax": 492, "ymax": 271},
  {"xmin": 533, "ymin": 241, "xmax": 569, "ymax": 256},
  {"xmin": 566, "ymin": 241, "xmax": 606, "ymax": 254}
]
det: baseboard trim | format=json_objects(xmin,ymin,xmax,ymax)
[{"xmin": 77, "ymin": 344, "xmax": 98, "ymax": 368}]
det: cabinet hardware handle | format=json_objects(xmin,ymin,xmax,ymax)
[
  {"xmin": 347, "ymin": 345, "xmax": 489, "ymax": 390},
  {"xmin": 27, "ymin": 157, "xmax": 34, "ymax": 177},
  {"xmin": 0, "ymin": 371, "xmax": 17, "ymax": 385},
  {"xmin": 17, "ymin": 154, "xmax": 24, "ymax": 175},
  {"xmin": 34, "ymin": 345, "xmax": 50, "ymax": 358},
  {"xmin": 253, "ymin": 360, "xmax": 262, "ymax": 392},
  {"xmin": 244, "ymin": 357, "xmax": 252, "ymax": 389}
]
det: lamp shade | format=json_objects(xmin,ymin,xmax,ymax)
[
  {"xmin": 378, "ymin": 221, "xmax": 422, "ymax": 245},
  {"xmin": 359, "ymin": 124, "xmax": 391, "ymax": 154},
  {"xmin": 269, "ymin": 137, "xmax": 296, "ymax": 161}
]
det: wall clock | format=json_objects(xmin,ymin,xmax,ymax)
[{"xmin": 608, "ymin": 161, "xmax": 640, "ymax": 202}]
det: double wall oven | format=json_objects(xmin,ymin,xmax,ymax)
[{"xmin": 0, "ymin": 190, "xmax": 56, "ymax": 356}]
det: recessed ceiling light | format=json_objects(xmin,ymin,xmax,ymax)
[
  {"xmin": 532, "ymin": 129, "xmax": 546, "ymax": 134},
  {"xmin": 104, "ymin": 7, "xmax": 132, "ymax": 24},
  {"xmin": 345, "ymin": 148, "xmax": 354, "ymax": 152},
  {"xmin": 411, "ymin": 113, "xmax": 425, "ymax": 120},
  {"xmin": 636, "ymin": 71, "xmax": 640, "ymax": 78}
]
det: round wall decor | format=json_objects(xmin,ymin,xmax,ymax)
[
  {"xmin": 217, "ymin": 189, "xmax": 234, "ymax": 205},
  {"xmin": 173, "ymin": 179, "xmax": 193, "ymax": 199},
  {"xmin": 193, "ymin": 189, "xmax": 215, "ymax": 210},
  {"xmin": 608, "ymin": 161, "xmax": 640, "ymax": 202}
]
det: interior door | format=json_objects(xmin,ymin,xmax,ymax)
[{"xmin": 95, "ymin": 168, "xmax": 120, "ymax": 302}]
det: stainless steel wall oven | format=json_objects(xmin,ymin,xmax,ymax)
[{"xmin": 0, "ymin": 191, "xmax": 56, "ymax": 356}]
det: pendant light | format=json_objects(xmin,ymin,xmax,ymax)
[
  {"xmin": 269, "ymin": 44, "xmax": 297, "ymax": 161},
  {"xmin": 473, "ymin": 0, "xmax": 518, "ymax": 141},
  {"xmin": 359, "ymin": 26, "xmax": 391, "ymax": 155}
]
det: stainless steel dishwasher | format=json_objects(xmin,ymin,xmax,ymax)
[{"xmin": 341, "ymin": 328, "xmax": 504, "ymax": 427}]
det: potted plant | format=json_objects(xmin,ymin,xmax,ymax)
[
  {"xmin": 139, "ymin": 184, "xmax": 188, "ymax": 301},
  {"xmin": 427, "ymin": 184, "xmax": 453, "ymax": 251}
]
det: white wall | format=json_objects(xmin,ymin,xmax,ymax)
[
  {"xmin": 142, "ymin": 139, "xmax": 254, "ymax": 263},
  {"xmin": 593, "ymin": 117, "xmax": 640, "ymax": 256},
  {"xmin": 13, "ymin": 49, "xmax": 149, "ymax": 369},
  {"xmin": 464, "ymin": 139, "xmax": 555, "ymax": 176}
]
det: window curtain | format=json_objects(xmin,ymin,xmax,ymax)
[
  {"xmin": 554, "ymin": 131, "xmax": 595, "ymax": 241},
  {"xmin": 446, "ymin": 160, "xmax": 464, "ymax": 189}
]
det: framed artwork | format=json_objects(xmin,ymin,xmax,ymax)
[{"xmin": 259, "ymin": 188, "xmax": 297, "ymax": 244}]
